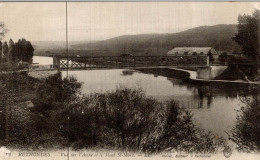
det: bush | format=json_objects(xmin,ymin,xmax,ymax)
[
  {"xmin": 35, "ymin": 72, "xmax": 82, "ymax": 110},
  {"xmin": 6, "ymin": 104, "xmax": 40, "ymax": 148},
  {"xmin": 54, "ymin": 87, "xmax": 225, "ymax": 153},
  {"xmin": 5, "ymin": 102, "xmax": 67, "ymax": 149},
  {"xmin": 230, "ymin": 93, "xmax": 260, "ymax": 152},
  {"xmin": 142, "ymin": 100, "xmax": 225, "ymax": 153},
  {"xmin": 52, "ymin": 88, "xmax": 159, "ymax": 150},
  {"xmin": 0, "ymin": 72, "xmax": 38, "ymax": 93},
  {"xmin": 0, "ymin": 72, "xmax": 82, "ymax": 149}
]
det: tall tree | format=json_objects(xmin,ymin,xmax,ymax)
[
  {"xmin": 14, "ymin": 39, "xmax": 22, "ymax": 61},
  {"xmin": 3, "ymin": 41, "xmax": 8, "ymax": 61},
  {"xmin": 232, "ymin": 9, "xmax": 260, "ymax": 59},
  {"xmin": 0, "ymin": 22, "xmax": 7, "ymax": 40},
  {"xmin": 14, "ymin": 38, "xmax": 34, "ymax": 63},
  {"xmin": 0, "ymin": 22, "xmax": 7, "ymax": 60},
  {"xmin": 24, "ymin": 40, "xmax": 34, "ymax": 63},
  {"xmin": 8, "ymin": 39, "xmax": 15, "ymax": 62},
  {"xmin": 0, "ymin": 41, "xmax": 2, "ymax": 59}
]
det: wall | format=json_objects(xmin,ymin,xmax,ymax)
[{"xmin": 196, "ymin": 66, "xmax": 228, "ymax": 80}]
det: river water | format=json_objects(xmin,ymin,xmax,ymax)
[
  {"xmin": 61, "ymin": 69, "xmax": 249, "ymax": 139},
  {"xmin": 31, "ymin": 56, "xmax": 247, "ymax": 139},
  {"xmin": 32, "ymin": 56, "xmax": 53, "ymax": 65}
]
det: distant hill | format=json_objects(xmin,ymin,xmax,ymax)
[
  {"xmin": 32, "ymin": 41, "xmax": 95, "ymax": 56},
  {"xmin": 32, "ymin": 41, "xmax": 66, "ymax": 51},
  {"xmin": 34, "ymin": 24, "xmax": 241, "ymax": 56}
]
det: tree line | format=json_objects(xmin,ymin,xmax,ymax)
[{"xmin": 0, "ymin": 38, "xmax": 34, "ymax": 63}]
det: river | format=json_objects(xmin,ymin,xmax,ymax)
[
  {"xmin": 32, "ymin": 56, "xmax": 247, "ymax": 139},
  {"xmin": 61, "ymin": 69, "xmax": 249, "ymax": 139},
  {"xmin": 32, "ymin": 56, "xmax": 53, "ymax": 65}
]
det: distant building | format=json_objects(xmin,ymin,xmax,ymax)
[
  {"xmin": 167, "ymin": 47, "xmax": 219, "ymax": 60},
  {"xmin": 166, "ymin": 47, "xmax": 219, "ymax": 66}
]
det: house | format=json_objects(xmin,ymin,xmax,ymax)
[{"xmin": 167, "ymin": 47, "xmax": 219, "ymax": 61}]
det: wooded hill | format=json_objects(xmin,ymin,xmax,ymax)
[{"xmin": 33, "ymin": 24, "xmax": 241, "ymax": 56}]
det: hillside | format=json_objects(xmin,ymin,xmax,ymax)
[
  {"xmin": 32, "ymin": 41, "xmax": 94, "ymax": 56},
  {"xmin": 34, "ymin": 24, "xmax": 241, "ymax": 56},
  {"xmin": 32, "ymin": 41, "xmax": 66, "ymax": 51}
]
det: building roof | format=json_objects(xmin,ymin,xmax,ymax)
[{"xmin": 167, "ymin": 47, "xmax": 217, "ymax": 55}]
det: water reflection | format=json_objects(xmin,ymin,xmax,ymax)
[
  {"xmin": 121, "ymin": 70, "xmax": 135, "ymax": 76},
  {"xmin": 168, "ymin": 78, "xmax": 214, "ymax": 108},
  {"xmin": 138, "ymin": 68, "xmax": 253, "ymax": 107}
]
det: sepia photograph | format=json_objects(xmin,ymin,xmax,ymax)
[{"xmin": 0, "ymin": 1, "xmax": 260, "ymax": 159}]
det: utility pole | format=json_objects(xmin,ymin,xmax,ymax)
[
  {"xmin": 65, "ymin": 3, "xmax": 70, "ymax": 160},
  {"xmin": 66, "ymin": 1, "xmax": 69, "ymax": 78}
]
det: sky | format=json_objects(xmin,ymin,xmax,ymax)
[{"xmin": 0, "ymin": 2, "xmax": 259, "ymax": 42}]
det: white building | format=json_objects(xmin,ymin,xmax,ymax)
[{"xmin": 167, "ymin": 47, "xmax": 219, "ymax": 61}]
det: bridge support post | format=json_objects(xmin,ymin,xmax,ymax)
[
  {"xmin": 109, "ymin": 57, "xmax": 112, "ymax": 68},
  {"xmin": 53, "ymin": 57, "xmax": 60, "ymax": 71},
  {"xmin": 53, "ymin": 57, "xmax": 57, "ymax": 68},
  {"xmin": 207, "ymin": 56, "xmax": 210, "ymax": 66}
]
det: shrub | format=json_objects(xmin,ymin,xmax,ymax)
[
  {"xmin": 0, "ymin": 72, "xmax": 38, "ymax": 93},
  {"xmin": 35, "ymin": 72, "xmax": 82, "ymax": 109},
  {"xmin": 230, "ymin": 93, "xmax": 260, "ymax": 152},
  {"xmin": 142, "ymin": 100, "xmax": 225, "ymax": 153},
  {"xmin": 54, "ymin": 87, "xmax": 225, "ymax": 153},
  {"xmin": 6, "ymin": 104, "xmax": 39, "ymax": 148}
]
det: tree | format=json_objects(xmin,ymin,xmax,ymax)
[
  {"xmin": 0, "ymin": 22, "xmax": 7, "ymax": 40},
  {"xmin": 218, "ymin": 52, "xmax": 228, "ymax": 63},
  {"xmin": 230, "ymin": 90, "xmax": 260, "ymax": 152},
  {"xmin": 8, "ymin": 39, "xmax": 15, "ymax": 62},
  {"xmin": 0, "ymin": 22, "xmax": 7, "ymax": 61},
  {"xmin": 3, "ymin": 41, "xmax": 8, "ymax": 61},
  {"xmin": 232, "ymin": 9, "xmax": 260, "ymax": 59},
  {"xmin": 13, "ymin": 38, "xmax": 34, "ymax": 63},
  {"xmin": 24, "ymin": 40, "xmax": 34, "ymax": 63},
  {"xmin": 36, "ymin": 72, "xmax": 82, "ymax": 107},
  {"xmin": 14, "ymin": 39, "xmax": 22, "ymax": 61},
  {"xmin": 0, "ymin": 41, "xmax": 2, "ymax": 59}
]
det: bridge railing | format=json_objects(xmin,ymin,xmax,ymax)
[{"xmin": 53, "ymin": 55, "xmax": 209, "ymax": 69}]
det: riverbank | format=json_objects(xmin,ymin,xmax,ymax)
[
  {"xmin": 169, "ymin": 68, "xmax": 260, "ymax": 85},
  {"xmin": 135, "ymin": 67, "xmax": 260, "ymax": 86},
  {"xmin": 28, "ymin": 70, "xmax": 58, "ymax": 80}
]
